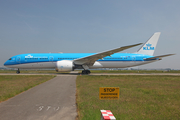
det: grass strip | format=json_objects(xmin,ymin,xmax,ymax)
[
  {"xmin": 1, "ymin": 70, "xmax": 180, "ymax": 74},
  {"xmin": 90, "ymin": 70, "xmax": 180, "ymax": 73},
  {"xmin": 76, "ymin": 75, "xmax": 180, "ymax": 120},
  {"xmin": 0, "ymin": 70, "xmax": 70, "ymax": 74},
  {"xmin": 0, "ymin": 75, "xmax": 55, "ymax": 102}
]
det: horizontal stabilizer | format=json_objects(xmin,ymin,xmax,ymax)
[{"xmin": 144, "ymin": 54, "xmax": 175, "ymax": 61}]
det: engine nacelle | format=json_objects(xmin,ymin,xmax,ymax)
[{"xmin": 56, "ymin": 60, "xmax": 74, "ymax": 72}]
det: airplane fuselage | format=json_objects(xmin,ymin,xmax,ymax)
[{"xmin": 4, "ymin": 53, "xmax": 157, "ymax": 70}]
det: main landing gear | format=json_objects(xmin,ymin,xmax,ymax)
[
  {"xmin": 82, "ymin": 70, "xmax": 91, "ymax": 74},
  {"xmin": 16, "ymin": 68, "xmax": 20, "ymax": 74}
]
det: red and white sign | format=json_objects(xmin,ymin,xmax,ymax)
[{"xmin": 100, "ymin": 110, "xmax": 116, "ymax": 120}]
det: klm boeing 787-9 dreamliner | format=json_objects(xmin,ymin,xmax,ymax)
[{"xmin": 4, "ymin": 32, "xmax": 174, "ymax": 74}]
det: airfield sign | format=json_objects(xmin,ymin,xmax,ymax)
[{"xmin": 99, "ymin": 87, "xmax": 119, "ymax": 100}]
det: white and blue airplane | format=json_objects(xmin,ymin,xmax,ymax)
[{"xmin": 4, "ymin": 32, "xmax": 174, "ymax": 74}]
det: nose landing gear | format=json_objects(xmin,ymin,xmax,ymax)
[{"xmin": 16, "ymin": 68, "xmax": 20, "ymax": 74}]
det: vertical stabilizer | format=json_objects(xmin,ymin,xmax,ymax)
[{"xmin": 137, "ymin": 32, "xmax": 161, "ymax": 56}]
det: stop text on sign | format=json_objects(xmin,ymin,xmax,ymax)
[{"xmin": 99, "ymin": 87, "xmax": 119, "ymax": 100}]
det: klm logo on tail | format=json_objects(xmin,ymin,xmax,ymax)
[{"xmin": 143, "ymin": 43, "xmax": 154, "ymax": 50}]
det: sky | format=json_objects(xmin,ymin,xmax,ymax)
[{"xmin": 0, "ymin": 0, "xmax": 180, "ymax": 69}]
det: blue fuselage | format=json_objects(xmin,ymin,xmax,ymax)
[{"xmin": 4, "ymin": 53, "xmax": 157, "ymax": 70}]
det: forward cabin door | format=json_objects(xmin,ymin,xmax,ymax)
[{"xmin": 16, "ymin": 56, "xmax": 21, "ymax": 63}]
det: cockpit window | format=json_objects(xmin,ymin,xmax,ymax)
[{"xmin": 9, "ymin": 58, "xmax": 12, "ymax": 60}]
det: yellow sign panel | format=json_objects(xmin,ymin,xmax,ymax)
[{"xmin": 99, "ymin": 87, "xmax": 119, "ymax": 100}]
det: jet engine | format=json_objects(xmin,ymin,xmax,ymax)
[{"xmin": 56, "ymin": 60, "xmax": 74, "ymax": 72}]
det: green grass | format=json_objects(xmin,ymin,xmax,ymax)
[
  {"xmin": 76, "ymin": 75, "xmax": 180, "ymax": 120},
  {"xmin": 1, "ymin": 69, "xmax": 180, "ymax": 74},
  {"xmin": 0, "ymin": 69, "xmax": 69, "ymax": 74},
  {"xmin": 90, "ymin": 70, "xmax": 180, "ymax": 73},
  {"xmin": 0, "ymin": 75, "xmax": 55, "ymax": 102}
]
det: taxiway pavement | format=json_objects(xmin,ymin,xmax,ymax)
[{"xmin": 0, "ymin": 74, "xmax": 77, "ymax": 120}]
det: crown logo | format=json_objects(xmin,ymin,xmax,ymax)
[
  {"xmin": 146, "ymin": 43, "xmax": 152, "ymax": 47},
  {"xmin": 25, "ymin": 54, "xmax": 33, "ymax": 58}
]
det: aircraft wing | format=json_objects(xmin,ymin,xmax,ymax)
[
  {"xmin": 73, "ymin": 43, "xmax": 142, "ymax": 66},
  {"xmin": 144, "ymin": 54, "xmax": 175, "ymax": 61}
]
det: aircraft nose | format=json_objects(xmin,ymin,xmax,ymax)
[{"xmin": 4, "ymin": 61, "xmax": 8, "ymax": 66}]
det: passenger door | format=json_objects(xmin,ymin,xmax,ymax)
[
  {"xmin": 49, "ymin": 56, "xmax": 54, "ymax": 62},
  {"xmin": 16, "ymin": 56, "xmax": 21, "ymax": 63}
]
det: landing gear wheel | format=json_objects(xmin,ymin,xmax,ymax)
[
  {"xmin": 82, "ymin": 70, "xmax": 85, "ymax": 74},
  {"xmin": 16, "ymin": 69, "xmax": 20, "ymax": 74},
  {"xmin": 86, "ymin": 70, "xmax": 91, "ymax": 74},
  {"xmin": 82, "ymin": 70, "xmax": 91, "ymax": 74}
]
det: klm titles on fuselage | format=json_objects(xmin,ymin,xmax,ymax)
[{"xmin": 143, "ymin": 43, "xmax": 154, "ymax": 50}]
